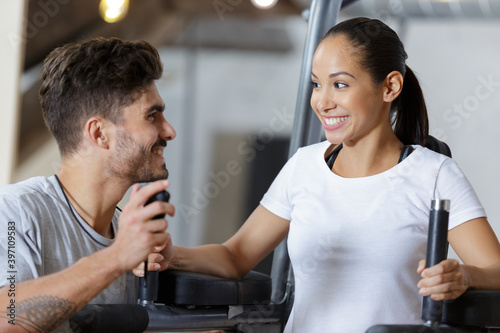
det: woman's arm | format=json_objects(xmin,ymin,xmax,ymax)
[
  {"xmin": 417, "ymin": 217, "xmax": 500, "ymax": 300},
  {"xmin": 169, "ymin": 205, "xmax": 290, "ymax": 280}
]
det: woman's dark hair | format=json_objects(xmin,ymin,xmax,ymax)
[
  {"xmin": 39, "ymin": 37, "xmax": 163, "ymax": 157},
  {"xmin": 322, "ymin": 17, "xmax": 428, "ymax": 146}
]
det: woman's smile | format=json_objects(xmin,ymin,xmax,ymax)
[{"xmin": 322, "ymin": 116, "xmax": 349, "ymax": 131}]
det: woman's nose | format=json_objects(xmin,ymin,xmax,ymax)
[{"xmin": 315, "ymin": 89, "xmax": 337, "ymax": 113}]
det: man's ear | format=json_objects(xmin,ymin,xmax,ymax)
[
  {"xmin": 383, "ymin": 71, "xmax": 404, "ymax": 103},
  {"xmin": 85, "ymin": 117, "xmax": 109, "ymax": 149}
]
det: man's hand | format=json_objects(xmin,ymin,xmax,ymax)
[
  {"xmin": 111, "ymin": 180, "xmax": 175, "ymax": 275},
  {"xmin": 417, "ymin": 259, "xmax": 469, "ymax": 301}
]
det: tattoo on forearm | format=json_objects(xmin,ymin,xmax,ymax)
[{"xmin": 4, "ymin": 295, "xmax": 77, "ymax": 332}]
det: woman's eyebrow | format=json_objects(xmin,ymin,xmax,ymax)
[
  {"xmin": 310, "ymin": 71, "xmax": 356, "ymax": 79},
  {"xmin": 329, "ymin": 71, "xmax": 356, "ymax": 79}
]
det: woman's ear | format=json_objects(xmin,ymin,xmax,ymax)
[
  {"xmin": 85, "ymin": 117, "xmax": 109, "ymax": 149},
  {"xmin": 383, "ymin": 71, "xmax": 404, "ymax": 103}
]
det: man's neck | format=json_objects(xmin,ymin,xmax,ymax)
[{"xmin": 57, "ymin": 163, "xmax": 130, "ymax": 238}]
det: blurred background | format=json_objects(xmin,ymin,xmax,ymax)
[{"xmin": 1, "ymin": 0, "xmax": 500, "ymax": 274}]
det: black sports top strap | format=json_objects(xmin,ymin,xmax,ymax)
[
  {"xmin": 398, "ymin": 145, "xmax": 414, "ymax": 164},
  {"xmin": 325, "ymin": 144, "xmax": 414, "ymax": 169},
  {"xmin": 325, "ymin": 144, "xmax": 343, "ymax": 169}
]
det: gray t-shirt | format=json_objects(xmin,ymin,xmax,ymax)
[{"xmin": 0, "ymin": 176, "xmax": 137, "ymax": 332}]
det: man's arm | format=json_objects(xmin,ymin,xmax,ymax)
[
  {"xmin": 0, "ymin": 246, "xmax": 126, "ymax": 332},
  {"xmin": 0, "ymin": 180, "xmax": 173, "ymax": 332}
]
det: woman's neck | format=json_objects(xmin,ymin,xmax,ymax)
[{"xmin": 331, "ymin": 135, "xmax": 404, "ymax": 178}]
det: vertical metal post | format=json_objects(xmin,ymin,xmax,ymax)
[
  {"xmin": 288, "ymin": 0, "xmax": 344, "ymax": 157},
  {"xmin": 270, "ymin": 0, "xmax": 344, "ymax": 307}
]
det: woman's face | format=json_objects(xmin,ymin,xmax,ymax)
[{"xmin": 310, "ymin": 35, "xmax": 390, "ymax": 146}]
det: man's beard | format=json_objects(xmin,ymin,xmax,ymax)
[{"xmin": 106, "ymin": 129, "xmax": 169, "ymax": 184}]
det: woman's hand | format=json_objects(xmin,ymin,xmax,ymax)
[
  {"xmin": 132, "ymin": 233, "xmax": 174, "ymax": 276},
  {"xmin": 417, "ymin": 259, "xmax": 470, "ymax": 301}
]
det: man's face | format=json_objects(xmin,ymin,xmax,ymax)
[{"xmin": 105, "ymin": 83, "xmax": 176, "ymax": 184}]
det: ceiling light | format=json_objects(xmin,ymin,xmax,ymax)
[
  {"xmin": 99, "ymin": 0, "xmax": 129, "ymax": 23},
  {"xmin": 251, "ymin": 0, "xmax": 279, "ymax": 10}
]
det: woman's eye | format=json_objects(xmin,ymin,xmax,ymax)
[
  {"xmin": 334, "ymin": 82, "xmax": 348, "ymax": 89},
  {"xmin": 311, "ymin": 81, "xmax": 321, "ymax": 88}
]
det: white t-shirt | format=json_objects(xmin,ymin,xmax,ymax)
[{"xmin": 260, "ymin": 141, "xmax": 486, "ymax": 333}]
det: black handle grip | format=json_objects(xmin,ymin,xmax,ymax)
[
  {"xmin": 146, "ymin": 191, "xmax": 170, "ymax": 219},
  {"xmin": 138, "ymin": 270, "xmax": 159, "ymax": 303},
  {"xmin": 422, "ymin": 199, "xmax": 450, "ymax": 325},
  {"xmin": 138, "ymin": 189, "xmax": 170, "ymax": 307}
]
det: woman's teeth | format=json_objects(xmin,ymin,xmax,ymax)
[{"xmin": 325, "ymin": 116, "xmax": 348, "ymax": 126}]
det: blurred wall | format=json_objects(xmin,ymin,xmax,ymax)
[{"xmin": 156, "ymin": 17, "xmax": 305, "ymax": 246}]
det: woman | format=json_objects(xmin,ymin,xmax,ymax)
[{"xmin": 149, "ymin": 18, "xmax": 500, "ymax": 332}]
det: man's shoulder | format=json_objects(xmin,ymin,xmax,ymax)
[
  {"xmin": 0, "ymin": 176, "xmax": 59, "ymax": 204},
  {"xmin": 0, "ymin": 176, "xmax": 68, "ymax": 239}
]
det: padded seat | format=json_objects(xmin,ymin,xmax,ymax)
[
  {"xmin": 157, "ymin": 270, "xmax": 272, "ymax": 306},
  {"xmin": 426, "ymin": 136, "xmax": 452, "ymax": 158},
  {"xmin": 442, "ymin": 290, "xmax": 500, "ymax": 328}
]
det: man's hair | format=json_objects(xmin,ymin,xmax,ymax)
[{"xmin": 39, "ymin": 37, "xmax": 163, "ymax": 157}]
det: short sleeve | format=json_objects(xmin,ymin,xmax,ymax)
[
  {"xmin": 0, "ymin": 195, "xmax": 42, "ymax": 288},
  {"xmin": 434, "ymin": 158, "xmax": 486, "ymax": 230},
  {"xmin": 260, "ymin": 151, "xmax": 299, "ymax": 221}
]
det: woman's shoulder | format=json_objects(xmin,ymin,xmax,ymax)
[
  {"xmin": 296, "ymin": 140, "xmax": 332, "ymax": 155},
  {"xmin": 408, "ymin": 144, "xmax": 460, "ymax": 174},
  {"xmin": 412, "ymin": 144, "xmax": 451, "ymax": 161},
  {"xmin": 288, "ymin": 141, "xmax": 332, "ymax": 165}
]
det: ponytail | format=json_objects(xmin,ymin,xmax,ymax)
[
  {"xmin": 324, "ymin": 18, "xmax": 430, "ymax": 146},
  {"xmin": 392, "ymin": 65, "xmax": 429, "ymax": 146}
]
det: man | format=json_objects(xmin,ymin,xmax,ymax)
[{"xmin": 0, "ymin": 37, "xmax": 176, "ymax": 332}]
